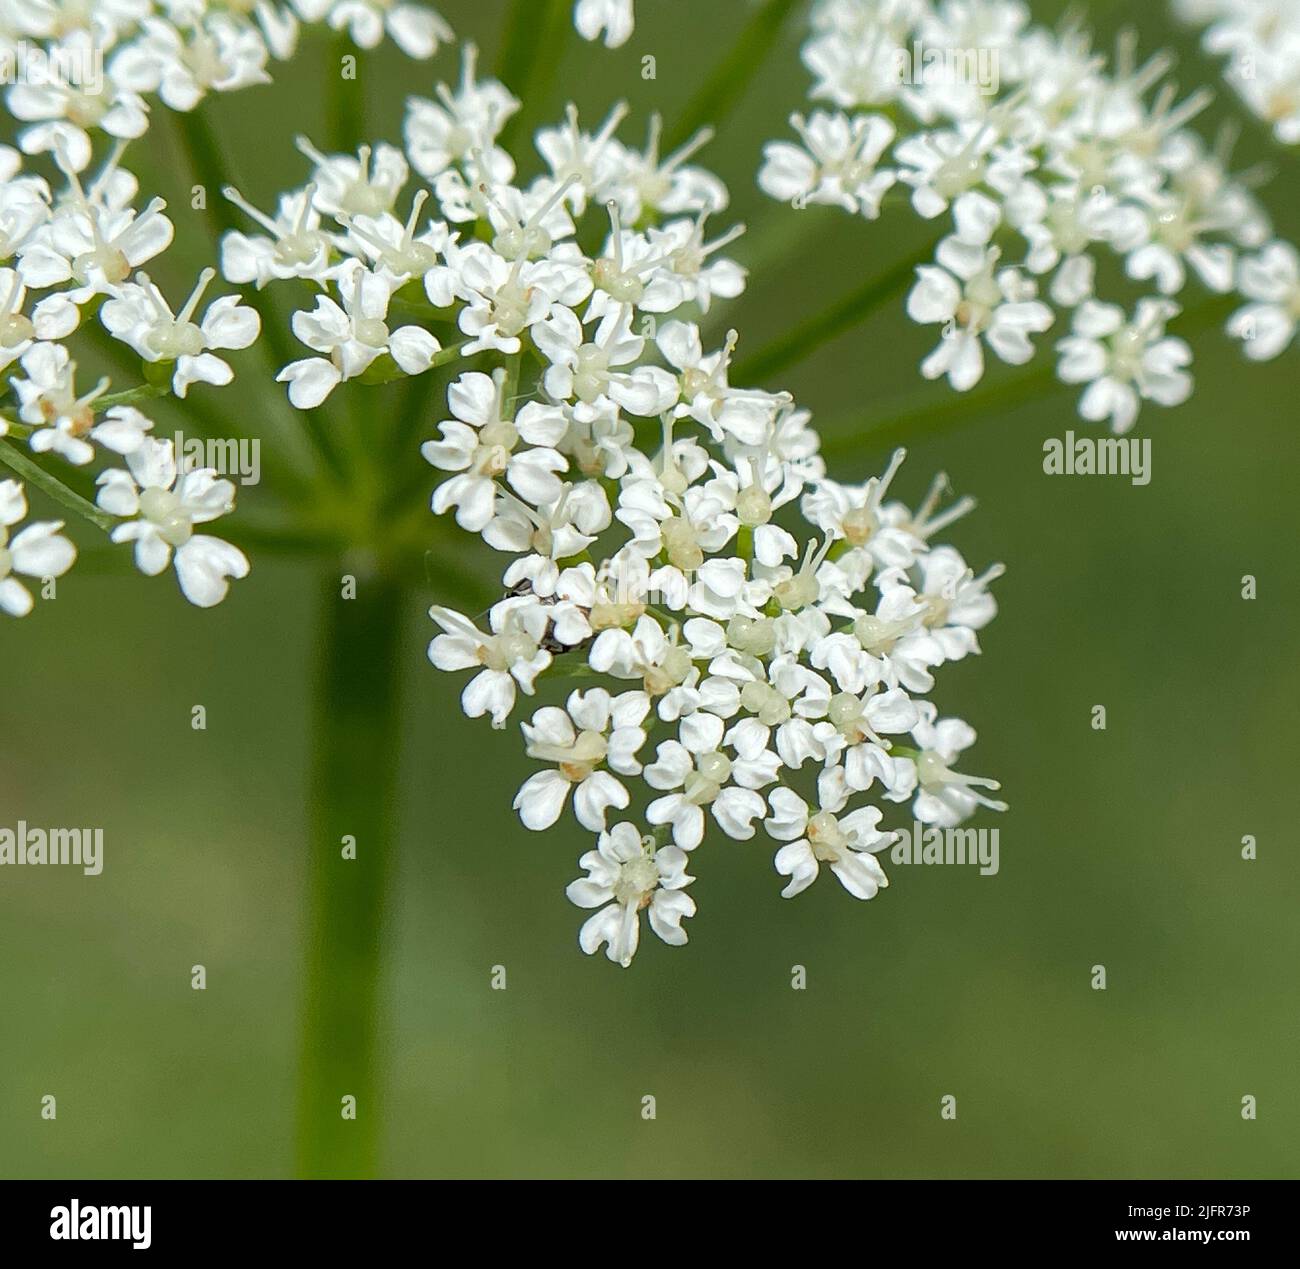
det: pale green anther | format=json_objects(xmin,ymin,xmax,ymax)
[
  {"xmin": 932, "ymin": 151, "xmax": 984, "ymax": 201},
  {"xmin": 573, "ymin": 343, "xmax": 609, "ymax": 403},
  {"xmin": 73, "ymin": 244, "xmax": 130, "ymax": 287},
  {"xmin": 841, "ymin": 502, "xmax": 877, "ymax": 546},
  {"xmin": 612, "ymin": 855, "xmax": 659, "ymax": 906},
  {"xmin": 696, "ymin": 750, "xmax": 731, "ymax": 785},
  {"xmin": 741, "ymin": 679, "xmax": 790, "ymax": 726},
  {"xmin": 662, "ymin": 517, "xmax": 704, "ymax": 571},
  {"xmin": 736, "ymin": 484, "xmax": 772, "ymax": 526},
  {"xmin": 0, "ymin": 314, "xmax": 34, "ymax": 347},
  {"xmin": 853, "ymin": 612, "xmax": 908, "ymax": 652},
  {"xmin": 150, "ymin": 321, "xmax": 205, "ymax": 359},
  {"xmin": 827, "ymin": 691, "xmax": 861, "ymax": 728},
  {"xmin": 353, "ymin": 316, "xmax": 390, "ymax": 348},
  {"xmin": 592, "ymin": 257, "xmax": 645, "ymax": 304},
  {"xmin": 139, "ymin": 486, "xmax": 192, "ymax": 547},
  {"xmin": 727, "ymin": 614, "xmax": 775, "ymax": 656}
]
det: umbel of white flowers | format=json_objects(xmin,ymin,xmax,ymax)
[
  {"xmin": 0, "ymin": 3, "xmax": 1008, "ymax": 967},
  {"xmin": 759, "ymin": 0, "xmax": 1300, "ymax": 434},
  {"xmin": 201, "ymin": 36, "xmax": 1008, "ymax": 966}
]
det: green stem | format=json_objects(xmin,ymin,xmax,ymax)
[
  {"xmin": 734, "ymin": 237, "xmax": 938, "ymax": 384},
  {"xmin": 496, "ymin": 0, "xmax": 572, "ymax": 150},
  {"xmin": 171, "ymin": 109, "xmax": 342, "ymax": 491},
  {"xmin": 664, "ymin": 0, "xmax": 804, "ymax": 150},
  {"xmin": 296, "ymin": 569, "xmax": 405, "ymax": 1179},
  {"xmin": 819, "ymin": 362, "xmax": 1059, "ymax": 460},
  {"xmin": 328, "ymin": 31, "xmax": 363, "ymax": 154},
  {"xmin": 172, "ymin": 108, "xmax": 243, "ymax": 238},
  {"xmin": 0, "ymin": 439, "xmax": 114, "ymax": 532}
]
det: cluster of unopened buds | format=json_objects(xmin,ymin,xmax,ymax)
[
  {"xmin": 758, "ymin": 0, "xmax": 1300, "ymax": 432},
  {"xmin": 210, "ymin": 42, "xmax": 1010, "ymax": 968}
]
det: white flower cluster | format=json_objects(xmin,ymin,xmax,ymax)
[
  {"xmin": 1173, "ymin": 0, "xmax": 1300, "ymax": 145},
  {"xmin": 0, "ymin": 137, "xmax": 254, "ymax": 610},
  {"xmin": 759, "ymin": 0, "xmax": 1299, "ymax": 433},
  {"xmin": 1, "ymin": 0, "xmax": 453, "ymax": 170},
  {"xmin": 231, "ymin": 49, "xmax": 1006, "ymax": 965}
]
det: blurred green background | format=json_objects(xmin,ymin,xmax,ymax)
[{"xmin": 2, "ymin": 0, "xmax": 1297, "ymax": 1178}]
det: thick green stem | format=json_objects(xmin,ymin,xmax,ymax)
[
  {"xmin": 734, "ymin": 238, "xmax": 937, "ymax": 384},
  {"xmin": 296, "ymin": 570, "xmax": 404, "ymax": 1179}
]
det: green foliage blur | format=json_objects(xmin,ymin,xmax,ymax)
[{"xmin": 1, "ymin": 0, "xmax": 1297, "ymax": 1178}]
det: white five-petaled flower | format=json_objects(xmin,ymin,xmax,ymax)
[
  {"xmin": 908, "ymin": 703, "xmax": 1008, "ymax": 828},
  {"xmin": 424, "ymin": 369, "xmax": 568, "ymax": 531},
  {"xmin": 279, "ymin": 259, "xmax": 439, "ymax": 407},
  {"xmin": 1056, "ymin": 298, "xmax": 1193, "ymax": 433},
  {"xmin": 100, "ymin": 269, "xmax": 261, "ymax": 397},
  {"xmin": 95, "ymin": 439, "xmax": 250, "ymax": 608},
  {"xmin": 766, "ymin": 769, "xmax": 896, "ymax": 900},
  {"xmin": 644, "ymin": 711, "xmax": 768, "ymax": 850},
  {"xmin": 428, "ymin": 599, "xmax": 552, "ymax": 728},
  {"xmin": 515, "ymin": 688, "xmax": 650, "ymax": 831},
  {"xmin": 759, "ymin": 111, "xmax": 897, "ymax": 217},
  {"xmin": 566, "ymin": 822, "xmax": 693, "ymax": 967},
  {"xmin": 907, "ymin": 193, "xmax": 1054, "ymax": 391}
]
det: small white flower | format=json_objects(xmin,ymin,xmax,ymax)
[
  {"xmin": 221, "ymin": 184, "xmax": 336, "ymax": 288},
  {"xmin": 424, "ymin": 369, "xmax": 567, "ymax": 531},
  {"xmin": 428, "ymin": 599, "xmax": 552, "ymax": 728},
  {"xmin": 1227, "ymin": 241, "xmax": 1300, "ymax": 362},
  {"xmin": 1056, "ymin": 298, "xmax": 1192, "ymax": 433},
  {"xmin": 907, "ymin": 194, "xmax": 1054, "ymax": 391},
  {"xmin": 515, "ymin": 688, "xmax": 650, "ymax": 831},
  {"xmin": 319, "ymin": 0, "xmax": 454, "ymax": 58},
  {"xmin": 765, "ymin": 770, "xmax": 895, "ymax": 900},
  {"xmin": 644, "ymin": 712, "xmax": 767, "ymax": 849},
  {"xmin": 535, "ymin": 306, "xmax": 676, "ymax": 416},
  {"xmin": 404, "ymin": 43, "xmax": 518, "ymax": 180},
  {"xmin": 95, "ymin": 439, "xmax": 250, "ymax": 607},
  {"xmin": 759, "ymin": 111, "xmax": 897, "ymax": 217},
  {"xmin": 100, "ymin": 269, "xmax": 261, "ymax": 397},
  {"xmin": 0, "ymin": 480, "xmax": 76, "ymax": 618},
  {"xmin": 12, "ymin": 343, "xmax": 112, "ymax": 466},
  {"xmin": 279, "ymin": 260, "xmax": 438, "ymax": 407},
  {"xmin": 908, "ymin": 704, "xmax": 1007, "ymax": 827},
  {"xmin": 567, "ymin": 822, "xmax": 694, "ymax": 969}
]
